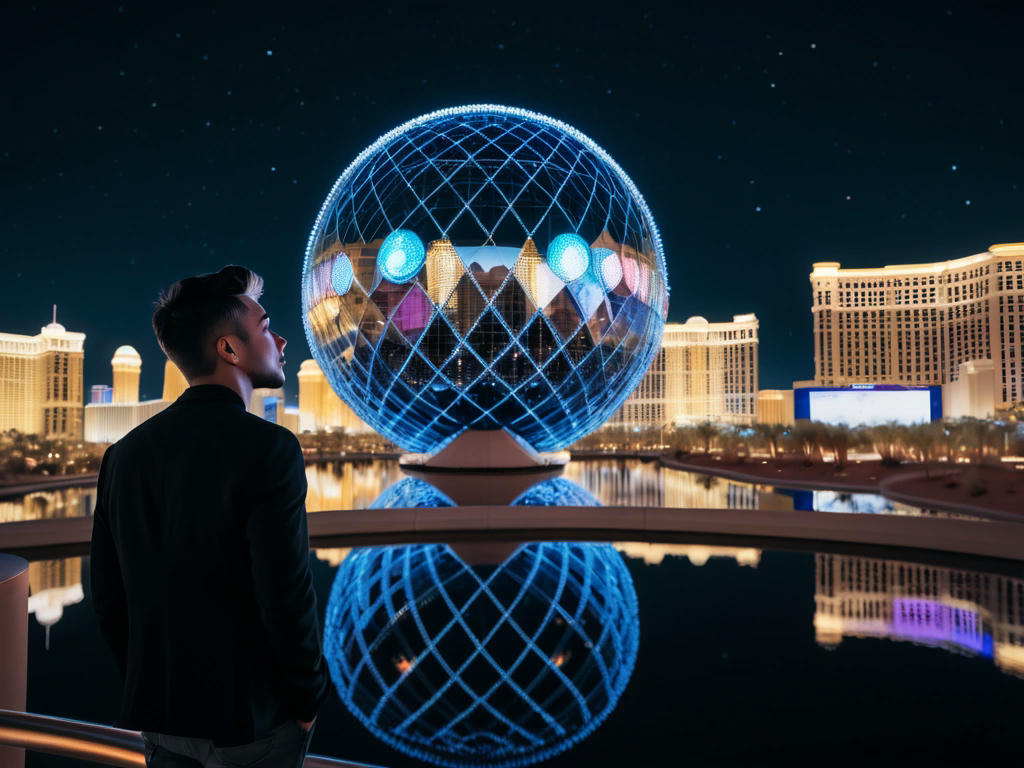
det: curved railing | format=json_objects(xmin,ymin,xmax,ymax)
[{"xmin": 0, "ymin": 709, "xmax": 384, "ymax": 768}]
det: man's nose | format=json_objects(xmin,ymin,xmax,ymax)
[{"xmin": 276, "ymin": 332, "xmax": 287, "ymax": 352}]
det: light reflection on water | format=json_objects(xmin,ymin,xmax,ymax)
[
  {"xmin": 0, "ymin": 458, "xmax": 969, "ymax": 521},
  {"xmin": 323, "ymin": 477, "xmax": 636, "ymax": 768},
  {"xmin": 0, "ymin": 484, "xmax": 96, "ymax": 524},
  {"xmin": 13, "ymin": 462, "xmax": 1023, "ymax": 765}
]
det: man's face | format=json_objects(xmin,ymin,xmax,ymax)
[{"xmin": 230, "ymin": 295, "xmax": 287, "ymax": 389}]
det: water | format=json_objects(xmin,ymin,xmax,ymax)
[
  {"xmin": 0, "ymin": 457, "xmax": 969, "ymax": 524},
  {"xmin": 5, "ymin": 461, "xmax": 1021, "ymax": 765},
  {"xmin": 21, "ymin": 544, "xmax": 1024, "ymax": 766}
]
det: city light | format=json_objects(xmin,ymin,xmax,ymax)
[
  {"xmin": 376, "ymin": 229, "xmax": 426, "ymax": 283},
  {"xmin": 546, "ymin": 233, "xmax": 591, "ymax": 283},
  {"xmin": 330, "ymin": 253, "xmax": 354, "ymax": 295},
  {"xmin": 592, "ymin": 246, "xmax": 623, "ymax": 290}
]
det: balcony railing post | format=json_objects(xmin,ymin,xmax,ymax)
[{"xmin": 0, "ymin": 554, "xmax": 28, "ymax": 768}]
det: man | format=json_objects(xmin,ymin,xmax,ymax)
[{"xmin": 91, "ymin": 265, "xmax": 330, "ymax": 767}]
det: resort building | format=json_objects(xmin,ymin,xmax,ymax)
[
  {"xmin": 84, "ymin": 345, "xmax": 168, "ymax": 443},
  {"xmin": 810, "ymin": 243, "xmax": 1024, "ymax": 415},
  {"xmin": 90, "ymin": 385, "xmax": 113, "ymax": 404},
  {"xmin": 111, "ymin": 345, "xmax": 141, "ymax": 403},
  {"xmin": 0, "ymin": 309, "xmax": 85, "ymax": 438},
  {"xmin": 297, "ymin": 358, "xmax": 371, "ymax": 434},
  {"xmin": 604, "ymin": 314, "xmax": 759, "ymax": 430},
  {"xmin": 756, "ymin": 389, "xmax": 795, "ymax": 426},
  {"xmin": 249, "ymin": 387, "xmax": 286, "ymax": 426},
  {"xmin": 814, "ymin": 553, "xmax": 1024, "ymax": 678},
  {"xmin": 161, "ymin": 358, "xmax": 188, "ymax": 402}
]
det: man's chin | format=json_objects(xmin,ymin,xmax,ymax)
[{"xmin": 251, "ymin": 370, "xmax": 286, "ymax": 390}]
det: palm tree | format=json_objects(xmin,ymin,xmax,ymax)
[
  {"xmin": 867, "ymin": 422, "xmax": 902, "ymax": 466},
  {"xmin": 792, "ymin": 421, "xmax": 826, "ymax": 464},
  {"xmin": 824, "ymin": 424, "xmax": 853, "ymax": 469},
  {"xmin": 753, "ymin": 423, "xmax": 786, "ymax": 464},
  {"xmin": 906, "ymin": 421, "xmax": 942, "ymax": 478},
  {"xmin": 695, "ymin": 421, "xmax": 720, "ymax": 455}
]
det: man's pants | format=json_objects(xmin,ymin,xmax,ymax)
[{"xmin": 142, "ymin": 720, "xmax": 314, "ymax": 768}]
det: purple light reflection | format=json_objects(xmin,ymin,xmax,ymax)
[{"xmin": 892, "ymin": 598, "xmax": 991, "ymax": 656}]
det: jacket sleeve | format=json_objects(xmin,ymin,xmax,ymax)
[
  {"xmin": 245, "ymin": 432, "xmax": 330, "ymax": 721},
  {"xmin": 90, "ymin": 446, "xmax": 128, "ymax": 679}
]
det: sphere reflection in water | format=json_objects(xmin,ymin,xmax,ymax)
[{"xmin": 324, "ymin": 478, "xmax": 639, "ymax": 767}]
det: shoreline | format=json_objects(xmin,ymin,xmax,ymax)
[
  {"xmin": 3, "ymin": 452, "xmax": 1021, "ymax": 523},
  {"xmin": 658, "ymin": 453, "xmax": 1024, "ymax": 522}
]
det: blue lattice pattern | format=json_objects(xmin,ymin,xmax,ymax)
[
  {"xmin": 324, "ymin": 541, "xmax": 639, "ymax": 768},
  {"xmin": 302, "ymin": 105, "xmax": 668, "ymax": 453}
]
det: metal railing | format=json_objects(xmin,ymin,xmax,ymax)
[{"xmin": 0, "ymin": 709, "xmax": 383, "ymax": 767}]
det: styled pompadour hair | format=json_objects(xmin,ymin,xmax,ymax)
[{"xmin": 152, "ymin": 265, "xmax": 264, "ymax": 379}]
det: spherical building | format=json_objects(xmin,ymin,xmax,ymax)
[{"xmin": 302, "ymin": 105, "xmax": 668, "ymax": 453}]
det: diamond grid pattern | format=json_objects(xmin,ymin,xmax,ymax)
[
  {"xmin": 302, "ymin": 106, "xmax": 667, "ymax": 453},
  {"xmin": 325, "ymin": 479, "xmax": 639, "ymax": 768}
]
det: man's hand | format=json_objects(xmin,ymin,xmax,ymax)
[{"xmin": 296, "ymin": 718, "xmax": 315, "ymax": 732}]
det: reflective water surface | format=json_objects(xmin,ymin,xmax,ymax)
[
  {"xmin": 10, "ymin": 462, "xmax": 1022, "ymax": 765},
  {"xmin": 0, "ymin": 457, "xmax": 967, "ymax": 522}
]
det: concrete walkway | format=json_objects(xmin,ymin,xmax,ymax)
[{"xmin": 3, "ymin": 504, "xmax": 1023, "ymax": 564}]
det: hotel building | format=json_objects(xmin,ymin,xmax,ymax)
[
  {"xmin": 756, "ymin": 389, "xmax": 795, "ymax": 426},
  {"xmin": 0, "ymin": 311, "xmax": 85, "ymax": 438},
  {"xmin": 297, "ymin": 358, "xmax": 371, "ymax": 434},
  {"xmin": 604, "ymin": 314, "xmax": 759, "ymax": 430},
  {"xmin": 810, "ymin": 243, "xmax": 1024, "ymax": 413},
  {"xmin": 161, "ymin": 358, "xmax": 188, "ymax": 402},
  {"xmin": 84, "ymin": 346, "xmax": 168, "ymax": 443}
]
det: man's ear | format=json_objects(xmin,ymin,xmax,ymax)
[{"xmin": 215, "ymin": 337, "xmax": 239, "ymax": 366}]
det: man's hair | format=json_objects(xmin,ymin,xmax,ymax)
[{"xmin": 152, "ymin": 265, "xmax": 264, "ymax": 379}]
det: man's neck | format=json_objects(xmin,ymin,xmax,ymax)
[{"xmin": 188, "ymin": 370, "xmax": 252, "ymax": 407}]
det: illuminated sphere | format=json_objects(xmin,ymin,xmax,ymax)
[
  {"xmin": 301, "ymin": 104, "xmax": 669, "ymax": 453},
  {"xmin": 325, "ymin": 541, "xmax": 637, "ymax": 768}
]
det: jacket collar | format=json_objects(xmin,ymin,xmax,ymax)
[{"xmin": 177, "ymin": 385, "xmax": 246, "ymax": 410}]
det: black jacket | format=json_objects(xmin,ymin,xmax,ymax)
[{"xmin": 90, "ymin": 384, "xmax": 330, "ymax": 746}]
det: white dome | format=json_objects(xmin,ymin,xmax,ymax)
[{"xmin": 111, "ymin": 345, "xmax": 142, "ymax": 366}]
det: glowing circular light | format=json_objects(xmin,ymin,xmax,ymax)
[
  {"xmin": 546, "ymin": 233, "xmax": 591, "ymax": 283},
  {"xmin": 331, "ymin": 253, "xmax": 354, "ymax": 295},
  {"xmin": 592, "ymin": 247, "xmax": 623, "ymax": 290},
  {"xmin": 377, "ymin": 229, "xmax": 425, "ymax": 283}
]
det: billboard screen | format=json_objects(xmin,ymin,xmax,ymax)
[{"xmin": 794, "ymin": 385, "xmax": 941, "ymax": 426}]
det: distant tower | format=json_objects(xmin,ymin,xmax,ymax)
[
  {"xmin": 111, "ymin": 345, "xmax": 142, "ymax": 404},
  {"xmin": 162, "ymin": 358, "xmax": 188, "ymax": 402}
]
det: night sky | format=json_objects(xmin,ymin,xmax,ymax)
[{"xmin": 2, "ymin": 1, "xmax": 1022, "ymax": 401}]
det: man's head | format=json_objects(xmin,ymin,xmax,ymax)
[{"xmin": 152, "ymin": 265, "xmax": 287, "ymax": 389}]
